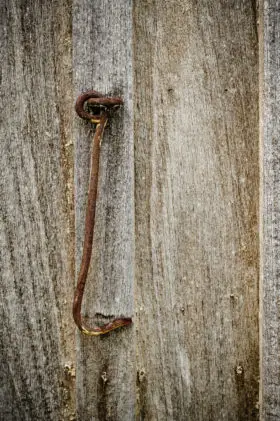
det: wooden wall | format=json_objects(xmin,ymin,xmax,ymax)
[
  {"xmin": 1, "ymin": 1, "xmax": 276, "ymax": 420},
  {"xmin": 0, "ymin": 0, "xmax": 75, "ymax": 420},
  {"xmin": 73, "ymin": 1, "xmax": 135, "ymax": 420},
  {"xmin": 260, "ymin": 1, "xmax": 280, "ymax": 420},
  {"xmin": 134, "ymin": 1, "xmax": 259, "ymax": 420}
]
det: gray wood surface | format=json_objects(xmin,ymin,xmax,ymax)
[
  {"xmin": 0, "ymin": 1, "xmax": 75, "ymax": 420},
  {"xmin": 1, "ymin": 1, "xmax": 262, "ymax": 420},
  {"xmin": 134, "ymin": 1, "xmax": 259, "ymax": 420},
  {"xmin": 73, "ymin": 1, "xmax": 135, "ymax": 420},
  {"xmin": 260, "ymin": 1, "xmax": 280, "ymax": 419}
]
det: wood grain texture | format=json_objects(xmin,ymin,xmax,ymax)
[
  {"xmin": 1, "ymin": 1, "xmax": 262, "ymax": 420},
  {"xmin": 260, "ymin": 1, "xmax": 280, "ymax": 419},
  {"xmin": 0, "ymin": 1, "xmax": 75, "ymax": 420},
  {"xmin": 73, "ymin": 1, "xmax": 135, "ymax": 420},
  {"xmin": 134, "ymin": 1, "xmax": 259, "ymax": 420}
]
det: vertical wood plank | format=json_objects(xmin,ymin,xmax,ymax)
[
  {"xmin": 0, "ymin": 1, "xmax": 75, "ymax": 420},
  {"xmin": 260, "ymin": 1, "xmax": 280, "ymax": 419},
  {"xmin": 134, "ymin": 1, "xmax": 259, "ymax": 420},
  {"xmin": 73, "ymin": 1, "xmax": 135, "ymax": 419}
]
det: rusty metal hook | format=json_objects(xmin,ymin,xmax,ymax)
[
  {"xmin": 75, "ymin": 90, "xmax": 123, "ymax": 123},
  {"xmin": 73, "ymin": 90, "xmax": 132, "ymax": 336}
]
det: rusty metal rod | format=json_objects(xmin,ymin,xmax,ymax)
[{"xmin": 73, "ymin": 91, "xmax": 132, "ymax": 336}]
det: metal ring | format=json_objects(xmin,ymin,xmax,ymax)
[{"xmin": 75, "ymin": 90, "xmax": 123, "ymax": 122}]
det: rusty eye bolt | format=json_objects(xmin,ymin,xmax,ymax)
[{"xmin": 73, "ymin": 90, "xmax": 132, "ymax": 336}]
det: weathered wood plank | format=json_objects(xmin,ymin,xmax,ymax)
[
  {"xmin": 0, "ymin": 1, "xmax": 75, "ymax": 420},
  {"xmin": 134, "ymin": 1, "xmax": 259, "ymax": 420},
  {"xmin": 260, "ymin": 1, "xmax": 280, "ymax": 419},
  {"xmin": 73, "ymin": 1, "xmax": 135, "ymax": 420}
]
